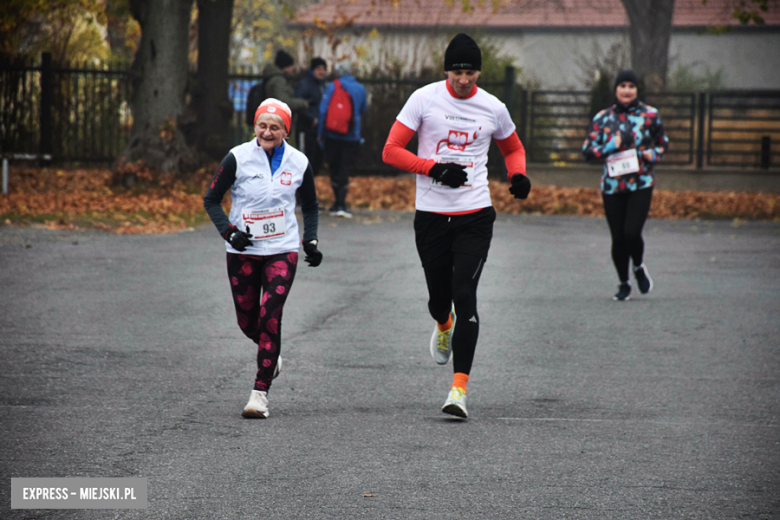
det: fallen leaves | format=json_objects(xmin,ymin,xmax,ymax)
[
  {"xmin": 1, "ymin": 166, "xmax": 778, "ymax": 235},
  {"xmin": 320, "ymin": 175, "xmax": 780, "ymax": 221},
  {"xmin": 0, "ymin": 165, "xmax": 217, "ymax": 234}
]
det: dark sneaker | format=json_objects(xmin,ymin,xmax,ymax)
[
  {"xmin": 613, "ymin": 282, "xmax": 631, "ymax": 301},
  {"xmin": 634, "ymin": 264, "xmax": 653, "ymax": 294}
]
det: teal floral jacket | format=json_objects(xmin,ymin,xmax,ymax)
[{"xmin": 582, "ymin": 100, "xmax": 669, "ymax": 194}]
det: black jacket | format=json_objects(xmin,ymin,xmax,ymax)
[{"xmin": 294, "ymin": 69, "xmax": 327, "ymax": 130}]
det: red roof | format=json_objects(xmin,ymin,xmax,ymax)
[{"xmin": 292, "ymin": 0, "xmax": 780, "ymax": 29}]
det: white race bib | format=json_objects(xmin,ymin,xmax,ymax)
[
  {"xmin": 606, "ymin": 149, "xmax": 640, "ymax": 177},
  {"xmin": 431, "ymin": 154, "xmax": 476, "ymax": 188},
  {"xmin": 241, "ymin": 206, "xmax": 286, "ymax": 240}
]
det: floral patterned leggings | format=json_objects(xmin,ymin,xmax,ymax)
[{"xmin": 226, "ymin": 251, "xmax": 298, "ymax": 393}]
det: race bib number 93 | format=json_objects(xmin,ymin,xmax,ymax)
[{"xmin": 241, "ymin": 207, "xmax": 286, "ymax": 240}]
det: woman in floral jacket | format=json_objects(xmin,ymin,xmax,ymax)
[{"xmin": 582, "ymin": 69, "xmax": 669, "ymax": 301}]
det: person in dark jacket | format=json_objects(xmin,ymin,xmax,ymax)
[
  {"xmin": 263, "ymin": 50, "xmax": 308, "ymax": 145},
  {"xmin": 582, "ymin": 69, "xmax": 669, "ymax": 301},
  {"xmin": 294, "ymin": 57, "xmax": 328, "ymax": 176},
  {"xmin": 318, "ymin": 61, "xmax": 367, "ymax": 218}
]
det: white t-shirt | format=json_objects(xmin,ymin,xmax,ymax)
[{"xmin": 396, "ymin": 80, "xmax": 516, "ymax": 213}]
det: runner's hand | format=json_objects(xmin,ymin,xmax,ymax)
[
  {"xmin": 428, "ymin": 162, "xmax": 468, "ymax": 188},
  {"xmin": 303, "ymin": 240, "xmax": 323, "ymax": 267},
  {"xmin": 228, "ymin": 230, "xmax": 253, "ymax": 251},
  {"xmin": 509, "ymin": 174, "xmax": 531, "ymax": 199},
  {"xmin": 619, "ymin": 128, "xmax": 634, "ymax": 148}
]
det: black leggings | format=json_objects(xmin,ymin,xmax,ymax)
[
  {"xmin": 414, "ymin": 207, "xmax": 495, "ymax": 376},
  {"xmin": 423, "ymin": 254, "xmax": 486, "ymax": 375},
  {"xmin": 602, "ymin": 188, "xmax": 653, "ymax": 282}
]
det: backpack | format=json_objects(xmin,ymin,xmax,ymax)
[
  {"xmin": 245, "ymin": 80, "xmax": 265, "ymax": 127},
  {"xmin": 324, "ymin": 79, "xmax": 353, "ymax": 135}
]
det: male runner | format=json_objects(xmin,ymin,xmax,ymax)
[{"xmin": 382, "ymin": 33, "xmax": 531, "ymax": 418}]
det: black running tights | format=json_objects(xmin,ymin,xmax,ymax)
[
  {"xmin": 602, "ymin": 188, "xmax": 653, "ymax": 283},
  {"xmin": 423, "ymin": 253, "xmax": 485, "ymax": 375}
]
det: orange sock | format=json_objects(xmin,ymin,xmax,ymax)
[
  {"xmin": 437, "ymin": 314, "xmax": 453, "ymax": 332},
  {"xmin": 452, "ymin": 372, "xmax": 469, "ymax": 392}
]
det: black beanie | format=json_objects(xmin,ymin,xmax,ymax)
[
  {"xmin": 275, "ymin": 50, "xmax": 294, "ymax": 69},
  {"xmin": 310, "ymin": 57, "xmax": 327, "ymax": 70},
  {"xmin": 614, "ymin": 69, "xmax": 639, "ymax": 89},
  {"xmin": 444, "ymin": 33, "xmax": 481, "ymax": 71}
]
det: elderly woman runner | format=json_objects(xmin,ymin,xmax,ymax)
[
  {"xmin": 204, "ymin": 98, "xmax": 322, "ymax": 418},
  {"xmin": 582, "ymin": 70, "xmax": 669, "ymax": 301}
]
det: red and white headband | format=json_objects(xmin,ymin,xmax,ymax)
[{"xmin": 254, "ymin": 98, "xmax": 292, "ymax": 133}]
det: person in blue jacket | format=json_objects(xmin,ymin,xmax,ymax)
[{"xmin": 318, "ymin": 61, "xmax": 367, "ymax": 218}]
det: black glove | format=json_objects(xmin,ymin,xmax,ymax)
[
  {"xmin": 227, "ymin": 229, "xmax": 253, "ymax": 251},
  {"xmin": 428, "ymin": 162, "xmax": 468, "ymax": 188},
  {"xmin": 303, "ymin": 240, "xmax": 322, "ymax": 267},
  {"xmin": 620, "ymin": 127, "xmax": 635, "ymax": 148},
  {"xmin": 509, "ymin": 174, "xmax": 531, "ymax": 199}
]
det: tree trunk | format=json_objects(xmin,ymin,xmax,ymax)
[
  {"xmin": 116, "ymin": 0, "xmax": 196, "ymax": 181},
  {"xmin": 183, "ymin": 0, "xmax": 235, "ymax": 161},
  {"xmin": 620, "ymin": 0, "xmax": 675, "ymax": 90}
]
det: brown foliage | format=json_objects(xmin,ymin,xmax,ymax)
[
  {"xmin": 1, "ymin": 167, "xmax": 778, "ymax": 235},
  {"xmin": 320, "ymin": 175, "xmax": 780, "ymax": 221},
  {"xmin": 1, "ymin": 164, "xmax": 218, "ymax": 234}
]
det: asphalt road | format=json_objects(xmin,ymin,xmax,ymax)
[{"xmin": 1, "ymin": 210, "xmax": 779, "ymax": 519}]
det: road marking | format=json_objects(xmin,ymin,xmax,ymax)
[{"xmin": 496, "ymin": 417, "xmax": 779, "ymax": 428}]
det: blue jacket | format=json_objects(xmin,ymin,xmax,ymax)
[{"xmin": 318, "ymin": 75, "xmax": 367, "ymax": 143}]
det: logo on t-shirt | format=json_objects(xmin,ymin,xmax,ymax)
[
  {"xmin": 445, "ymin": 115, "xmax": 477, "ymax": 123},
  {"xmin": 447, "ymin": 130, "xmax": 469, "ymax": 150},
  {"xmin": 280, "ymin": 172, "xmax": 292, "ymax": 185},
  {"xmin": 438, "ymin": 129, "xmax": 478, "ymax": 153}
]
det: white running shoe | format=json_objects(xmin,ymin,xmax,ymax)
[
  {"xmin": 429, "ymin": 309, "xmax": 456, "ymax": 365},
  {"xmin": 241, "ymin": 390, "xmax": 269, "ymax": 418},
  {"xmin": 274, "ymin": 356, "xmax": 282, "ymax": 379},
  {"xmin": 442, "ymin": 386, "xmax": 468, "ymax": 418}
]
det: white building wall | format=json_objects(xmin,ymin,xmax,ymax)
[
  {"xmin": 669, "ymin": 31, "xmax": 780, "ymax": 89},
  {"xmin": 300, "ymin": 28, "xmax": 780, "ymax": 90}
]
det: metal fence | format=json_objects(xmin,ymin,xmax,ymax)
[
  {"xmin": 525, "ymin": 90, "xmax": 697, "ymax": 166},
  {"xmin": 707, "ymin": 91, "xmax": 780, "ymax": 167},
  {"xmin": 2, "ymin": 54, "xmax": 778, "ymax": 170},
  {"xmin": 1, "ymin": 53, "xmax": 131, "ymax": 162}
]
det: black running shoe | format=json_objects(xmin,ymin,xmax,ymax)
[
  {"xmin": 634, "ymin": 264, "xmax": 653, "ymax": 294},
  {"xmin": 613, "ymin": 282, "xmax": 631, "ymax": 301}
]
